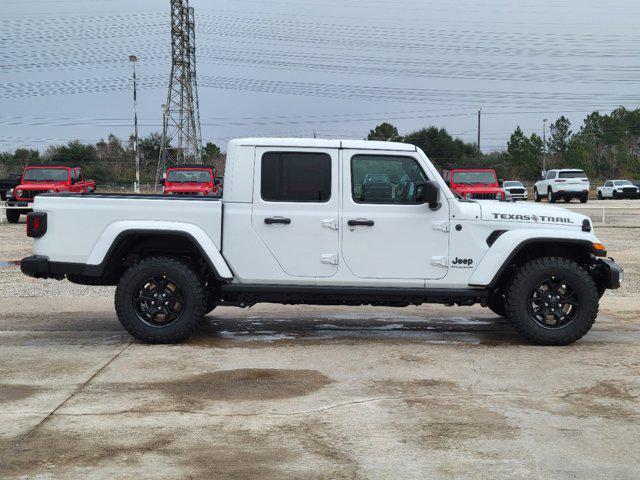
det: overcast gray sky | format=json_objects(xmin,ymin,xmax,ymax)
[{"xmin": 1, "ymin": 0, "xmax": 639, "ymax": 153}]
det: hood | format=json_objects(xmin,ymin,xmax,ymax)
[
  {"xmin": 17, "ymin": 181, "xmax": 66, "ymax": 189},
  {"xmin": 479, "ymin": 201, "xmax": 589, "ymax": 229},
  {"xmin": 165, "ymin": 184, "xmax": 211, "ymax": 193},
  {"xmin": 456, "ymin": 184, "xmax": 502, "ymax": 193}
]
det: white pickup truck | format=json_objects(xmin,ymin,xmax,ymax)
[{"xmin": 21, "ymin": 138, "xmax": 622, "ymax": 345}]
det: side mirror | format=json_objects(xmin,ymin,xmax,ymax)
[
  {"xmin": 416, "ymin": 181, "xmax": 440, "ymax": 210},
  {"xmin": 159, "ymin": 179, "xmax": 165, "ymax": 186}
]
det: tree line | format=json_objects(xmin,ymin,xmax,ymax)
[
  {"xmin": 0, "ymin": 133, "xmax": 224, "ymax": 184},
  {"xmin": 1, "ymin": 106, "xmax": 639, "ymax": 182},
  {"xmin": 367, "ymin": 106, "xmax": 640, "ymax": 181}
]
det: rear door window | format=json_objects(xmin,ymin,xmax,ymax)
[{"xmin": 261, "ymin": 152, "xmax": 331, "ymax": 202}]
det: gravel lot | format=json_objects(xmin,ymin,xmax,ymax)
[{"xmin": 1, "ymin": 202, "xmax": 639, "ymax": 479}]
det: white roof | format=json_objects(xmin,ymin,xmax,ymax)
[{"xmin": 229, "ymin": 137, "xmax": 416, "ymax": 152}]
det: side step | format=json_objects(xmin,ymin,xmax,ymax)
[{"xmin": 219, "ymin": 284, "xmax": 488, "ymax": 308}]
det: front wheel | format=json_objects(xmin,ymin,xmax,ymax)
[
  {"xmin": 115, "ymin": 256, "xmax": 206, "ymax": 343},
  {"xmin": 486, "ymin": 292, "xmax": 506, "ymax": 317},
  {"xmin": 534, "ymin": 188, "xmax": 541, "ymax": 202},
  {"xmin": 505, "ymin": 257, "xmax": 599, "ymax": 345},
  {"xmin": 597, "ymin": 191, "xmax": 603, "ymax": 200},
  {"xmin": 6, "ymin": 209, "xmax": 20, "ymax": 223}
]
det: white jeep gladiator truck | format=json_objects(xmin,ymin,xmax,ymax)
[{"xmin": 21, "ymin": 138, "xmax": 622, "ymax": 345}]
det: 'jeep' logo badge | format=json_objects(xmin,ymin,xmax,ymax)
[{"xmin": 452, "ymin": 257, "xmax": 473, "ymax": 267}]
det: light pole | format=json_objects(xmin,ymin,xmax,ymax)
[
  {"xmin": 129, "ymin": 55, "xmax": 140, "ymax": 193},
  {"xmin": 542, "ymin": 118, "xmax": 548, "ymax": 172}
]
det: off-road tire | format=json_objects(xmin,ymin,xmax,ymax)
[
  {"xmin": 534, "ymin": 188, "xmax": 541, "ymax": 202},
  {"xmin": 505, "ymin": 257, "xmax": 598, "ymax": 345},
  {"xmin": 115, "ymin": 256, "xmax": 205, "ymax": 344},
  {"xmin": 548, "ymin": 188, "xmax": 556, "ymax": 203},
  {"xmin": 6, "ymin": 209, "xmax": 20, "ymax": 223},
  {"xmin": 486, "ymin": 292, "xmax": 506, "ymax": 317}
]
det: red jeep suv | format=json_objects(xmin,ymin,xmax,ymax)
[
  {"xmin": 162, "ymin": 165, "xmax": 221, "ymax": 197},
  {"xmin": 442, "ymin": 168, "xmax": 505, "ymax": 201},
  {"xmin": 5, "ymin": 165, "xmax": 95, "ymax": 223}
]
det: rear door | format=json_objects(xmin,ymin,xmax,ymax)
[
  {"xmin": 341, "ymin": 149, "xmax": 450, "ymax": 281},
  {"xmin": 251, "ymin": 148, "xmax": 340, "ymax": 278}
]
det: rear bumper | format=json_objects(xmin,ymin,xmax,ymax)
[
  {"xmin": 20, "ymin": 255, "xmax": 84, "ymax": 279},
  {"xmin": 554, "ymin": 188, "xmax": 589, "ymax": 197},
  {"xmin": 597, "ymin": 257, "xmax": 623, "ymax": 289}
]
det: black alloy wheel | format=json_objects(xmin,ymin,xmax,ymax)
[
  {"xmin": 133, "ymin": 274, "xmax": 185, "ymax": 327},
  {"xmin": 527, "ymin": 276, "xmax": 579, "ymax": 329}
]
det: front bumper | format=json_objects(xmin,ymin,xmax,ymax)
[
  {"xmin": 596, "ymin": 257, "xmax": 623, "ymax": 289},
  {"xmin": 5, "ymin": 200, "xmax": 33, "ymax": 209}
]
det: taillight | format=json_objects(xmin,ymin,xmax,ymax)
[
  {"xmin": 27, "ymin": 212, "xmax": 47, "ymax": 238},
  {"xmin": 555, "ymin": 179, "xmax": 566, "ymax": 183}
]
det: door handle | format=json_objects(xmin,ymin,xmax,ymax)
[
  {"xmin": 264, "ymin": 217, "xmax": 291, "ymax": 225},
  {"xmin": 348, "ymin": 219, "xmax": 374, "ymax": 227}
]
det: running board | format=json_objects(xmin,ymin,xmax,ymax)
[{"xmin": 219, "ymin": 284, "xmax": 488, "ymax": 308}]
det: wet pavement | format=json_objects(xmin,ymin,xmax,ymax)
[{"xmin": 0, "ymin": 299, "xmax": 639, "ymax": 479}]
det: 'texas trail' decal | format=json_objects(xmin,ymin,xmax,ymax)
[{"xmin": 491, "ymin": 213, "xmax": 573, "ymax": 224}]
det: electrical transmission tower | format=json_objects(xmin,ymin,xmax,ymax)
[{"xmin": 157, "ymin": 0, "xmax": 202, "ymax": 182}]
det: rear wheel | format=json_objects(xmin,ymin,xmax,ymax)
[
  {"xmin": 548, "ymin": 188, "xmax": 556, "ymax": 203},
  {"xmin": 6, "ymin": 209, "xmax": 20, "ymax": 223},
  {"xmin": 505, "ymin": 257, "xmax": 598, "ymax": 345},
  {"xmin": 564, "ymin": 197, "xmax": 571, "ymax": 203},
  {"xmin": 580, "ymin": 194, "xmax": 588, "ymax": 203},
  {"xmin": 115, "ymin": 256, "xmax": 205, "ymax": 344}
]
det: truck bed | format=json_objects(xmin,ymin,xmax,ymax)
[{"xmin": 32, "ymin": 193, "xmax": 222, "ymax": 265}]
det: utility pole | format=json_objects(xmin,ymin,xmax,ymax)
[
  {"xmin": 542, "ymin": 118, "xmax": 548, "ymax": 172},
  {"xmin": 477, "ymin": 108, "xmax": 481, "ymax": 162},
  {"xmin": 129, "ymin": 55, "xmax": 140, "ymax": 194}
]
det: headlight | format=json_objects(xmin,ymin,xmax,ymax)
[
  {"xmin": 465, "ymin": 193, "xmax": 473, "ymax": 199},
  {"xmin": 47, "ymin": 189, "xmax": 55, "ymax": 194},
  {"xmin": 15, "ymin": 189, "xmax": 23, "ymax": 197},
  {"xmin": 495, "ymin": 193, "xmax": 502, "ymax": 200},
  {"xmin": 197, "ymin": 191, "xmax": 205, "ymax": 196}
]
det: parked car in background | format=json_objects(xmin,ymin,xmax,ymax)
[
  {"xmin": 534, "ymin": 169, "xmax": 589, "ymax": 203},
  {"xmin": 4, "ymin": 165, "xmax": 95, "ymax": 223},
  {"xmin": 442, "ymin": 168, "xmax": 505, "ymax": 201},
  {"xmin": 0, "ymin": 172, "xmax": 21, "ymax": 201},
  {"xmin": 161, "ymin": 165, "xmax": 221, "ymax": 197},
  {"xmin": 597, "ymin": 180, "xmax": 639, "ymax": 199},
  {"xmin": 502, "ymin": 180, "xmax": 528, "ymax": 201}
]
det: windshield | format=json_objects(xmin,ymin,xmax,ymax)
[
  {"xmin": 167, "ymin": 170, "xmax": 212, "ymax": 183},
  {"xmin": 559, "ymin": 170, "xmax": 586, "ymax": 179},
  {"xmin": 23, "ymin": 168, "xmax": 69, "ymax": 182},
  {"xmin": 503, "ymin": 181, "xmax": 523, "ymax": 187},
  {"xmin": 614, "ymin": 180, "xmax": 632, "ymax": 186},
  {"xmin": 452, "ymin": 171, "xmax": 497, "ymax": 184}
]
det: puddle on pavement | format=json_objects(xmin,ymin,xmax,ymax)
[
  {"xmin": 188, "ymin": 315, "xmax": 517, "ymax": 348},
  {"xmin": 0, "ymin": 384, "xmax": 42, "ymax": 403}
]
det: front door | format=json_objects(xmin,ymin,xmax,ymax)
[
  {"xmin": 341, "ymin": 150, "xmax": 450, "ymax": 280},
  {"xmin": 251, "ymin": 148, "xmax": 339, "ymax": 278}
]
